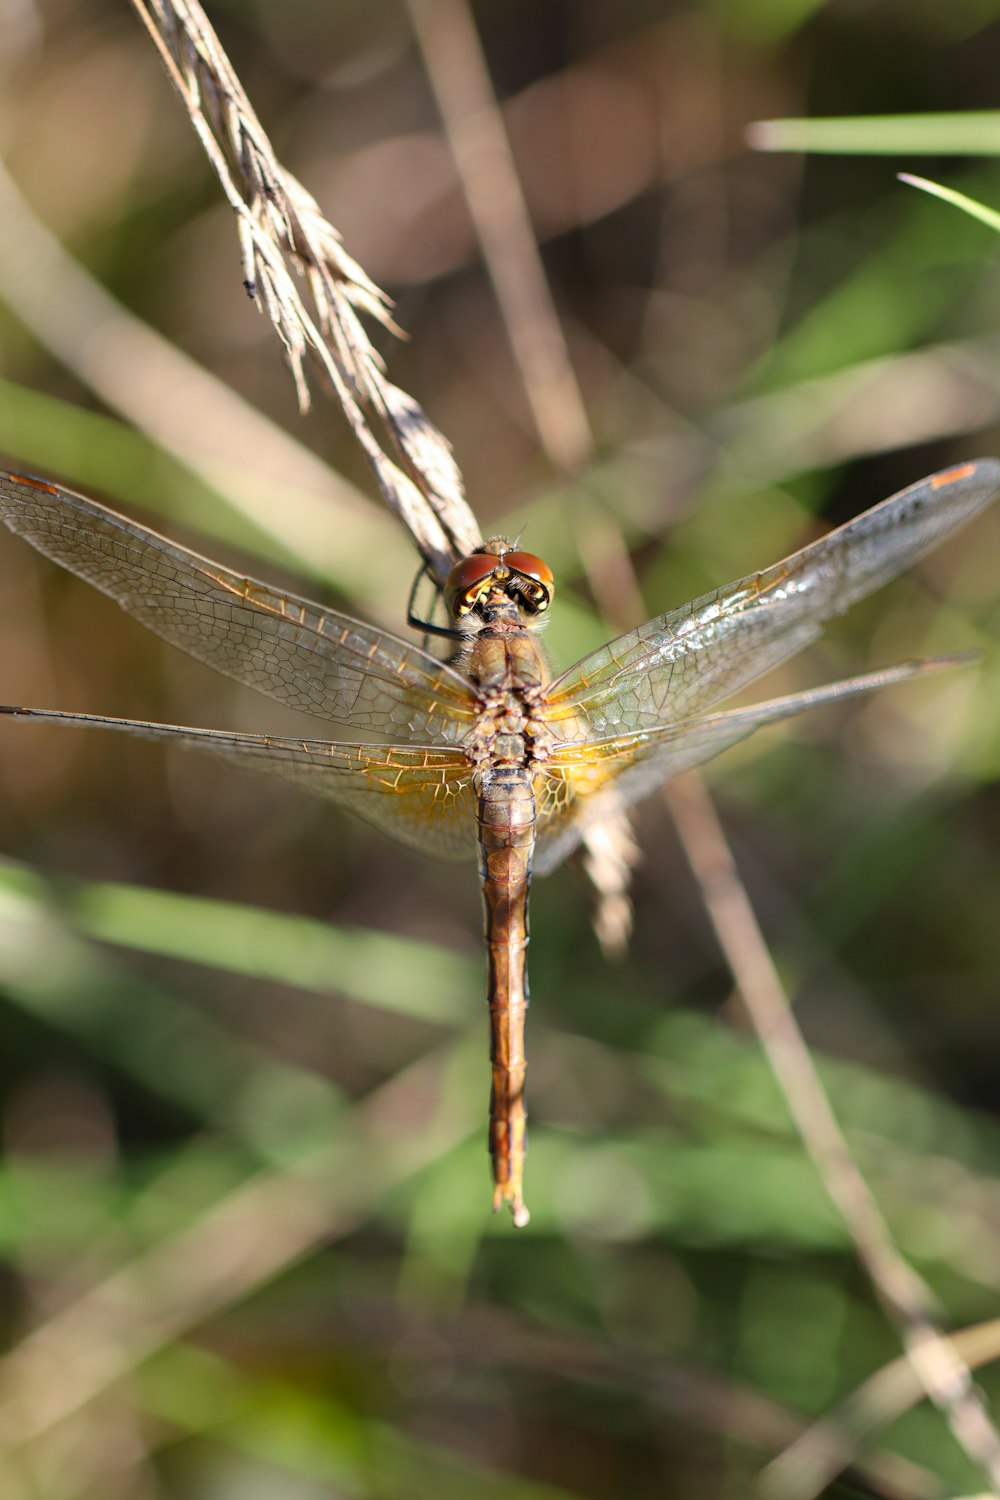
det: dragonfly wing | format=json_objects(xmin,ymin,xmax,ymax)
[
  {"xmin": 545, "ymin": 460, "xmax": 1000, "ymax": 738},
  {"xmin": 0, "ymin": 705, "xmax": 478, "ymax": 861},
  {"xmin": 533, "ymin": 655, "xmax": 972, "ymax": 875},
  {"xmin": 0, "ymin": 471, "xmax": 477, "ymax": 745}
]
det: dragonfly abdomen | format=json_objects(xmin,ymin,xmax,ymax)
[{"xmin": 478, "ymin": 764, "xmax": 535, "ymax": 1228}]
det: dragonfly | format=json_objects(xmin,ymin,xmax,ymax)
[{"xmin": 0, "ymin": 460, "xmax": 997, "ymax": 1226}]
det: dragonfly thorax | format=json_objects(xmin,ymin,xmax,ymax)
[{"xmin": 462, "ymin": 628, "xmax": 556, "ymax": 778}]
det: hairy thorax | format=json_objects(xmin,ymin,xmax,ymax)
[{"xmin": 462, "ymin": 623, "xmax": 556, "ymax": 782}]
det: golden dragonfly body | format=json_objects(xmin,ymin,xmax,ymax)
[{"xmin": 0, "ymin": 460, "xmax": 997, "ymax": 1224}]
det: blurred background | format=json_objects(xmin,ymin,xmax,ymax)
[{"xmin": 1, "ymin": 2, "xmax": 1000, "ymax": 1497}]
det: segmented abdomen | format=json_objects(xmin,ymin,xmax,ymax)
[{"xmin": 478, "ymin": 764, "xmax": 535, "ymax": 1228}]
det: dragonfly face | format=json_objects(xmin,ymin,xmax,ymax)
[
  {"xmin": 0, "ymin": 461, "xmax": 997, "ymax": 1225},
  {"xmin": 445, "ymin": 540, "xmax": 555, "ymax": 625}
]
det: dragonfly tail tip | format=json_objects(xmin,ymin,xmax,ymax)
[{"xmin": 492, "ymin": 1183, "xmax": 531, "ymax": 1228}]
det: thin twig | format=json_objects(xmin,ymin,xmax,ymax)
[
  {"xmin": 128, "ymin": 0, "xmax": 480, "ymax": 577},
  {"xmin": 667, "ymin": 772, "xmax": 1000, "ymax": 1498},
  {"xmin": 763, "ymin": 1315, "xmax": 1000, "ymax": 1500},
  {"xmin": 407, "ymin": 0, "xmax": 593, "ymax": 476}
]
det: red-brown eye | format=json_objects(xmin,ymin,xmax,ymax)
[
  {"xmin": 504, "ymin": 550, "xmax": 554, "ymax": 611},
  {"xmin": 445, "ymin": 552, "xmax": 498, "ymax": 617},
  {"xmin": 503, "ymin": 551, "xmax": 553, "ymax": 588}
]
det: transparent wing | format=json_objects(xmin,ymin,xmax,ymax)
[
  {"xmin": 0, "ymin": 705, "xmax": 478, "ymax": 861},
  {"xmin": 533, "ymin": 655, "xmax": 972, "ymax": 875},
  {"xmin": 544, "ymin": 461, "xmax": 1000, "ymax": 739},
  {"xmin": 0, "ymin": 471, "xmax": 477, "ymax": 745}
]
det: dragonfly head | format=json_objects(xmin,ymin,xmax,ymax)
[{"xmin": 445, "ymin": 539, "xmax": 555, "ymax": 626}]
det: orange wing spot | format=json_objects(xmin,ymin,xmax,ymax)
[
  {"xmin": 243, "ymin": 579, "xmax": 279, "ymax": 612},
  {"xmin": 931, "ymin": 463, "xmax": 976, "ymax": 488},
  {"xmin": 203, "ymin": 568, "xmax": 253, "ymax": 603},
  {"xmin": 748, "ymin": 568, "xmax": 791, "ymax": 601},
  {"xmin": 9, "ymin": 474, "xmax": 58, "ymax": 494}
]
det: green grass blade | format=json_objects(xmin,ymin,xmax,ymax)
[
  {"xmin": 748, "ymin": 112, "xmax": 1000, "ymax": 155},
  {"xmin": 898, "ymin": 173, "xmax": 1000, "ymax": 232},
  {"xmin": 66, "ymin": 877, "xmax": 474, "ymax": 1025}
]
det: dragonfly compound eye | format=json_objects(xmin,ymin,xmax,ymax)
[
  {"xmin": 445, "ymin": 552, "xmax": 499, "ymax": 618},
  {"xmin": 504, "ymin": 551, "xmax": 555, "ymax": 613}
]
